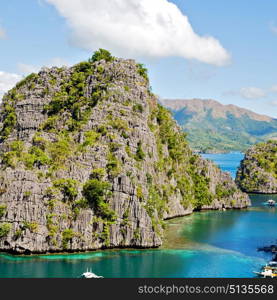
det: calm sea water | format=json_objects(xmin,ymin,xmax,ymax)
[
  {"xmin": 201, "ymin": 152, "xmax": 244, "ymax": 179},
  {"xmin": 0, "ymin": 153, "xmax": 276, "ymax": 278}
]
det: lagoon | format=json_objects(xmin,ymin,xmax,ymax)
[{"xmin": 0, "ymin": 153, "xmax": 276, "ymax": 278}]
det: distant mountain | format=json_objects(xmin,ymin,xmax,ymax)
[{"xmin": 161, "ymin": 99, "xmax": 277, "ymax": 153}]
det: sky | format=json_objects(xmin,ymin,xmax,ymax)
[{"xmin": 1, "ymin": 0, "xmax": 277, "ymax": 117}]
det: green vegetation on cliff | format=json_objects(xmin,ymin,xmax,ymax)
[
  {"xmin": 0, "ymin": 49, "xmax": 249, "ymax": 254},
  {"xmin": 162, "ymin": 99, "xmax": 277, "ymax": 153},
  {"xmin": 236, "ymin": 140, "xmax": 277, "ymax": 193}
]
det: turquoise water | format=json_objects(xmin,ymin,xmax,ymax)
[{"xmin": 0, "ymin": 153, "xmax": 276, "ymax": 278}]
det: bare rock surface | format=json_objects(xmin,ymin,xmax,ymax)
[{"xmin": 0, "ymin": 53, "xmax": 250, "ymax": 254}]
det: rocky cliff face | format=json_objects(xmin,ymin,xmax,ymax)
[
  {"xmin": 0, "ymin": 51, "xmax": 250, "ymax": 254},
  {"xmin": 236, "ymin": 140, "xmax": 277, "ymax": 193}
]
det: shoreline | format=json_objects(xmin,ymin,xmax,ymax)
[{"xmin": 0, "ymin": 206, "xmax": 250, "ymax": 257}]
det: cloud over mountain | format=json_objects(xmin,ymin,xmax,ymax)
[
  {"xmin": 240, "ymin": 87, "xmax": 266, "ymax": 99},
  {"xmin": 0, "ymin": 27, "xmax": 6, "ymax": 39},
  {"xmin": 0, "ymin": 71, "xmax": 22, "ymax": 101},
  {"xmin": 45, "ymin": 0, "xmax": 230, "ymax": 66}
]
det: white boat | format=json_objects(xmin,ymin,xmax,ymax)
[
  {"xmin": 253, "ymin": 262, "xmax": 277, "ymax": 278},
  {"xmin": 253, "ymin": 269, "xmax": 277, "ymax": 278},
  {"xmin": 80, "ymin": 269, "xmax": 103, "ymax": 279},
  {"xmin": 266, "ymin": 199, "xmax": 276, "ymax": 206}
]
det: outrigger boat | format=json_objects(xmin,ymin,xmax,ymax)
[
  {"xmin": 80, "ymin": 269, "xmax": 104, "ymax": 279},
  {"xmin": 266, "ymin": 199, "xmax": 276, "ymax": 207},
  {"xmin": 254, "ymin": 261, "xmax": 277, "ymax": 278}
]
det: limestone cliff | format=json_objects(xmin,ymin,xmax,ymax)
[
  {"xmin": 0, "ymin": 50, "xmax": 250, "ymax": 254},
  {"xmin": 236, "ymin": 140, "xmax": 277, "ymax": 193}
]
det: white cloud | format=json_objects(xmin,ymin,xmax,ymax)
[
  {"xmin": 270, "ymin": 21, "xmax": 277, "ymax": 34},
  {"xmin": 0, "ymin": 71, "xmax": 22, "ymax": 101},
  {"xmin": 45, "ymin": 0, "xmax": 231, "ymax": 66},
  {"xmin": 239, "ymin": 87, "xmax": 266, "ymax": 99},
  {"xmin": 270, "ymin": 85, "xmax": 277, "ymax": 93},
  {"xmin": 17, "ymin": 57, "xmax": 69, "ymax": 75},
  {"xmin": 271, "ymin": 100, "xmax": 277, "ymax": 106},
  {"xmin": 224, "ymin": 86, "xmax": 267, "ymax": 100},
  {"xmin": 0, "ymin": 27, "xmax": 6, "ymax": 39},
  {"xmin": 47, "ymin": 57, "xmax": 68, "ymax": 67},
  {"xmin": 17, "ymin": 63, "xmax": 39, "ymax": 74}
]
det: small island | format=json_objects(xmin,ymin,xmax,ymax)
[
  {"xmin": 0, "ymin": 50, "xmax": 250, "ymax": 255},
  {"xmin": 236, "ymin": 140, "xmax": 277, "ymax": 193}
]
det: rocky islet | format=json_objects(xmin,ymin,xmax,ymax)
[
  {"xmin": 236, "ymin": 140, "xmax": 277, "ymax": 193},
  {"xmin": 0, "ymin": 50, "xmax": 250, "ymax": 254}
]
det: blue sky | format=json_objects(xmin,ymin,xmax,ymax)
[{"xmin": 1, "ymin": 0, "xmax": 277, "ymax": 117}]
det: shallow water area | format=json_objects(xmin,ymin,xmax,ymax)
[{"xmin": 0, "ymin": 153, "xmax": 276, "ymax": 278}]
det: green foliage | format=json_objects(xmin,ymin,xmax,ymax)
[
  {"xmin": 32, "ymin": 134, "xmax": 47, "ymax": 150},
  {"xmin": 79, "ymin": 131, "xmax": 100, "ymax": 151},
  {"xmin": 0, "ymin": 223, "xmax": 11, "ymax": 238},
  {"xmin": 191, "ymin": 172, "xmax": 213, "ymax": 209},
  {"xmin": 23, "ymin": 146, "xmax": 51, "ymax": 169},
  {"xmin": 122, "ymin": 209, "xmax": 129, "ymax": 219},
  {"xmin": 169, "ymin": 103, "xmax": 277, "ymax": 152},
  {"xmin": 133, "ymin": 228, "xmax": 141, "ymax": 240},
  {"xmin": 90, "ymin": 168, "xmax": 106, "ymax": 180},
  {"xmin": 47, "ymin": 199, "xmax": 57, "ymax": 212},
  {"xmin": 46, "ymin": 213, "xmax": 59, "ymax": 241},
  {"xmin": 176, "ymin": 176, "xmax": 192, "ymax": 207},
  {"xmin": 136, "ymin": 63, "xmax": 149, "ymax": 82},
  {"xmin": 82, "ymin": 179, "xmax": 110, "ymax": 206},
  {"xmin": 23, "ymin": 221, "xmax": 38, "ymax": 233},
  {"xmin": 136, "ymin": 185, "xmax": 144, "ymax": 200},
  {"xmin": 0, "ymin": 204, "xmax": 7, "ymax": 218},
  {"xmin": 74, "ymin": 61, "xmax": 92, "ymax": 73},
  {"xmin": 133, "ymin": 104, "xmax": 144, "ymax": 113},
  {"xmin": 125, "ymin": 146, "xmax": 133, "ymax": 158},
  {"xmin": 145, "ymin": 185, "xmax": 166, "ymax": 219},
  {"xmin": 41, "ymin": 116, "xmax": 58, "ymax": 132},
  {"xmin": 14, "ymin": 229, "xmax": 23, "ymax": 239},
  {"xmin": 106, "ymin": 153, "xmax": 122, "ymax": 177},
  {"xmin": 100, "ymin": 223, "xmax": 111, "ymax": 247},
  {"xmin": 144, "ymin": 184, "xmax": 166, "ymax": 235},
  {"xmin": 23, "ymin": 191, "xmax": 32, "ymax": 198},
  {"xmin": 42, "ymin": 61, "xmax": 95, "ymax": 133},
  {"xmin": 109, "ymin": 118, "xmax": 129, "ymax": 132},
  {"xmin": 0, "ymin": 188, "xmax": 7, "ymax": 195},
  {"xmin": 89, "ymin": 49, "xmax": 115, "ymax": 63},
  {"xmin": 53, "ymin": 178, "xmax": 79, "ymax": 201},
  {"xmin": 10, "ymin": 141, "xmax": 24, "ymax": 153},
  {"xmin": 2, "ymin": 141, "xmax": 23, "ymax": 168},
  {"xmin": 215, "ymin": 183, "xmax": 235, "ymax": 198},
  {"xmin": 97, "ymin": 125, "xmax": 108, "ymax": 136},
  {"xmin": 146, "ymin": 173, "xmax": 153, "ymax": 185},
  {"xmin": 82, "ymin": 179, "xmax": 116, "ymax": 222},
  {"xmin": 236, "ymin": 140, "xmax": 277, "ymax": 191},
  {"xmin": 15, "ymin": 73, "xmax": 39, "ymax": 89},
  {"xmin": 62, "ymin": 229, "xmax": 75, "ymax": 249},
  {"xmin": 0, "ymin": 102, "xmax": 17, "ymax": 140},
  {"xmin": 74, "ymin": 198, "xmax": 89, "ymax": 209},
  {"xmin": 135, "ymin": 141, "xmax": 145, "ymax": 161},
  {"xmin": 109, "ymin": 142, "xmax": 121, "ymax": 152},
  {"xmin": 48, "ymin": 135, "xmax": 73, "ymax": 167},
  {"xmin": 150, "ymin": 104, "xmax": 189, "ymax": 164},
  {"xmin": 2, "ymin": 140, "xmax": 52, "ymax": 170},
  {"xmin": 2, "ymin": 151, "xmax": 18, "ymax": 168}
]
